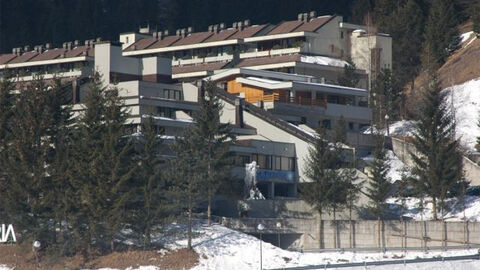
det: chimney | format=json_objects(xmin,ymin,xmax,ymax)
[
  {"xmin": 219, "ymin": 23, "xmax": 226, "ymax": 30},
  {"xmin": 213, "ymin": 24, "xmax": 219, "ymax": 33},
  {"xmin": 66, "ymin": 42, "xmax": 73, "ymax": 50},
  {"xmin": 181, "ymin": 28, "xmax": 186, "ymax": 38},
  {"xmin": 34, "ymin": 45, "xmax": 44, "ymax": 53},
  {"xmin": 244, "ymin": 20, "xmax": 250, "ymax": 27},
  {"xmin": 237, "ymin": 21, "xmax": 243, "ymax": 30},
  {"xmin": 164, "ymin": 30, "xmax": 169, "ymax": 36},
  {"xmin": 24, "ymin": 45, "xmax": 30, "ymax": 52},
  {"xmin": 303, "ymin": 13, "xmax": 309, "ymax": 22},
  {"xmin": 152, "ymin": 32, "xmax": 158, "ymax": 39},
  {"xmin": 235, "ymin": 98, "xmax": 245, "ymax": 128},
  {"xmin": 176, "ymin": 29, "xmax": 181, "ymax": 36},
  {"xmin": 11, "ymin": 48, "xmax": 16, "ymax": 54},
  {"xmin": 232, "ymin": 22, "xmax": 238, "ymax": 29},
  {"xmin": 73, "ymin": 40, "xmax": 79, "ymax": 47},
  {"xmin": 298, "ymin": 13, "xmax": 303, "ymax": 21},
  {"xmin": 84, "ymin": 40, "xmax": 89, "ymax": 46},
  {"xmin": 208, "ymin": 25, "xmax": 213, "ymax": 32},
  {"xmin": 309, "ymin": 11, "xmax": 317, "ymax": 20},
  {"xmin": 187, "ymin": 26, "xmax": 194, "ymax": 34},
  {"xmin": 157, "ymin": 31, "xmax": 163, "ymax": 40},
  {"xmin": 96, "ymin": 37, "xmax": 102, "ymax": 42},
  {"xmin": 45, "ymin": 43, "xmax": 52, "ymax": 50}
]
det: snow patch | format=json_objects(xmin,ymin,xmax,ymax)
[
  {"xmin": 362, "ymin": 150, "xmax": 411, "ymax": 182},
  {"xmin": 388, "ymin": 196, "xmax": 480, "ymax": 221},
  {"xmin": 300, "ymin": 55, "xmax": 349, "ymax": 68}
]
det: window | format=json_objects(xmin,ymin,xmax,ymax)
[
  {"xmin": 252, "ymin": 154, "xmax": 272, "ymax": 169},
  {"xmin": 340, "ymin": 31, "xmax": 344, "ymax": 39},
  {"xmin": 163, "ymin": 89, "xmax": 182, "ymax": 100},
  {"xmin": 321, "ymin": 119, "xmax": 331, "ymax": 130},
  {"xmin": 349, "ymin": 122, "xmax": 355, "ymax": 131},
  {"xmin": 157, "ymin": 107, "xmax": 175, "ymax": 118}
]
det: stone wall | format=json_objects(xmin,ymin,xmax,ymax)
[
  {"xmin": 391, "ymin": 137, "xmax": 480, "ymax": 186},
  {"xmin": 220, "ymin": 217, "xmax": 480, "ymax": 250}
]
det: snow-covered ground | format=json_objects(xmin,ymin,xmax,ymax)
[
  {"xmin": 2, "ymin": 221, "xmax": 480, "ymax": 270},
  {"xmin": 363, "ymin": 77, "xmax": 480, "ymax": 152},
  {"xmin": 444, "ymin": 78, "xmax": 480, "ymax": 151},
  {"xmin": 362, "ymin": 150, "xmax": 411, "ymax": 182},
  {"xmin": 388, "ymin": 196, "xmax": 480, "ymax": 222}
]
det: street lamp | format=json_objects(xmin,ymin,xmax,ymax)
[
  {"xmin": 385, "ymin": 114, "xmax": 390, "ymax": 136},
  {"xmin": 257, "ymin": 223, "xmax": 265, "ymax": 270},
  {"xmin": 276, "ymin": 222, "xmax": 282, "ymax": 249}
]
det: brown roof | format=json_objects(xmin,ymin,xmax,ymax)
[
  {"xmin": 204, "ymin": 29, "xmax": 238, "ymax": 42},
  {"xmin": 268, "ymin": 21, "xmax": 303, "ymax": 35},
  {"xmin": 173, "ymin": 32, "xmax": 213, "ymax": 46},
  {"xmin": 148, "ymin": 35, "xmax": 182, "ymax": 49},
  {"xmin": 30, "ymin": 48, "xmax": 67, "ymax": 62},
  {"xmin": 0, "ymin": 54, "xmax": 17, "ymax": 65},
  {"xmin": 172, "ymin": 61, "xmax": 230, "ymax": 74},
  {"xmin": 65, "ymin": 46, "xmax": 94, "ymax": 57},
  {"xmin": 296, "ymin": 16, "xmax": 333, "ymax": 32},
  {"xmin": 8, "ymin": 51, "xmax": 39, "ymax": 64},
  {"xmin": 125, "ymin": 37, "xmax": 158, "ymax": 51},
  {"xmin": 229, "ymin": 25, "xmax": 268, "ymax": 39},
  {"xmin": 236, "ymin": 54, "xmax": 301, "ymax": 67}
]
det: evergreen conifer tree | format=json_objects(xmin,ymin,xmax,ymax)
[
  {"xmin": 422, "ymin": 0, "xmax": 459, "ymax": 68},
  {"xmin": 410, "ymin": 72, "xmax": 464, "ymax": 220},
  {"xmin": 337, "ymin": 59, "xmax": 360, "ymax": 88},
  {"xmin": 169, "ymin": 127, "xmax": 204, "ymax": 250},
  {"xmin": 67, "ymin": 73, "xmax": 134, "ymax": 254},
  {"xmin": 192, "ymin": 81, "xmax": 236, "ymax": 226},
  {"xmin": 371, "ymin": 69, "xmax": 400, "ymax": 126},
  {"xmin": 132, "ymin": 115, "xmax": 176, "ymax": 248},
  {"xmin": 0, "ymin": 72, "xmax": 14, "ymax": 219},
  {"xmin": 300, "ymin": 127, "xmax": 341, "ymax": 248},
  {"xmin": 365, "ymin": 135, "xmax": 391, "ymax": 248},
  {"xmin": 473, "ymin": 3, "xmax": 480, "ymax": 35}
]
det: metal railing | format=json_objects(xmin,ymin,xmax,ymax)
[{"xmin": 266, "ymin": 253, "xmax": 480, "ymax": 270}]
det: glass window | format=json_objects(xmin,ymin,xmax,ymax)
[{"xmin": 275, "ymin": 156, "xmax": 281, "ymax": 170}]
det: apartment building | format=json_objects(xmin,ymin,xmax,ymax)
[
  {"xmin": 208, "ymin": 68, "xmax": 371, "ymax": 131},
  {"xmin": 1, "ymin": 38, "xmax": 357, "ymax": 200},
  {"xmin": 121, "ymin": 12, "xmax": 391, "ymax": 90}
]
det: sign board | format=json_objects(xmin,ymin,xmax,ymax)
[
  {"xmin": 256, "ymin": 169, "xmax": 295, "ymax": 183},
  {"xmin": 0, "ymin": 224, "xmax": 16, "ymax": 243}
]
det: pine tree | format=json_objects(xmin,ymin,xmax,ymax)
[
  {"xmin": 371, "ymin": 68, "xmax": 400, "ymax": 126},
  {"xmin": 132, "ymin": 116, "xmax": 176, "ymax": 248},
  {"xmin": 193, "ymin": 81, "xmax": 236, "ymax": 226},
  {"xmin": 351, "ymin": 0, "xmax": 375, "ymax": 24},
  {"xmin": 373, "ymin": 0, "xmax": 398, "ymax": 28},
  {"xmin": 410, "ymin": 72, "xmax": 464, "ymax": 220},
  {"xmin": 170, "ymin": 127, "xmax": 204, "ymax": 250},
  {"xmin": 67, "ymin": 73, "xmax": 134, "ymax": 254},
  {"xmin": 473, "ymin": 3, "xmax": 480, "ymax": 35},
  {"xmin": 422, "ymin": 0, "xmax": 459, "ymax": 68},
  {"xmin": 384, "ymin": 0, "xmax": 425, "ymax": 113},
  {"xmin": 332, "ymin": 116, "xmax": 347, "ymax": 144},
  {"xmin": 365, "ymin": 135, "xmax": 391, "ymax": 248},
  {"xmin": 2, "ymin": 77, "xmax": 72, "ymax": 245},
  {"xmin": 337, "ymin": 59, "xmax": 360, "ymax": 88},
  {"xmin": 0, "ymin": 72, "xmax": 14, "ymax": 219},
  {"xmin": 300, "ymin": 127, "xmax": 342, "ymax": 248}
]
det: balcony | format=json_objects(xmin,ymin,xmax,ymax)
[{"xmin": 239, "ymin": 47, "xmax": 302, "ymax": 59}]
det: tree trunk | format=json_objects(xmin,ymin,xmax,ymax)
[
  {"xmin": 333, "ymin": 207, "xmax": 337, "ymax": 249},
  {"xmin": 207, "ymin": 195, "xmax": 212, "ymax": 227},
  {"xmin": 349, "ymin": 206, "xmax": 353, "ymax": 248},
  {"xmin": 188, "ymin": 207, "xmax": 193, "ymax": 249},
  {"xmin": 432, "ymin": 197, "xmax": 438, "ymax": 220},
  {"xmin": 377, "ymin": 216, "xmax": 381, "ymax": 248},
  {"xmin": 318, "ymin": 211, "xmax": 323, "ymax": 249}
]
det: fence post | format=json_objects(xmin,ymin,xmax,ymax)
[{"xmin": 423, "ymin": 221, "xmax": 428, "ymax": 253}]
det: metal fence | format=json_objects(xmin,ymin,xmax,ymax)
[{"xmin": 266, "ymin": 253, "xmax": 480, "ymax": 270}]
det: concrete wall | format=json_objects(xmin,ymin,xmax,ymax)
[
  {"xmin": 221, "ymin": 217, "xmax": 480, "ymax": 250},
  {"xmin": 391, "ymin": 137, "xmax": 480, "ymax": 186}
]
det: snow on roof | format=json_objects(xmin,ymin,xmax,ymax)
[
  {"xmin": 244, "ymin": 76, "xmax": 283, "ymax": 84},
  {"xmin": 300, "ymin": 55, "xmax": 349, "ymax": 68}
]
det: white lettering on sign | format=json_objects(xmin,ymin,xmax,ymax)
[{"xmin": 0, "ymin": 224, "xmax": 16, "ymax": 243}]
